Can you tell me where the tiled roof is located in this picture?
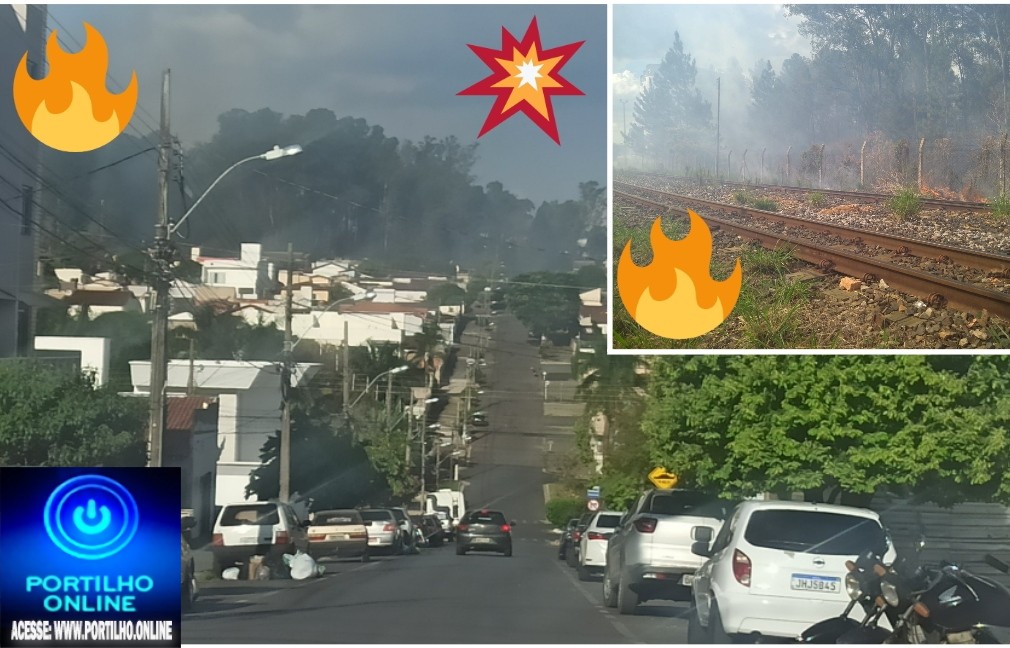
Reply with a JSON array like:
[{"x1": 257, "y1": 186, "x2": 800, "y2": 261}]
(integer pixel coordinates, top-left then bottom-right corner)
[
  {"x1": 339, "y1": 302, "x2": 432, "y2": 315},
  {"x1": 64, "y1": 290, "x2": 134, "y2": 307},
  {"x1": 166, "y1": 397, "x2": 217, "y2": 431}
]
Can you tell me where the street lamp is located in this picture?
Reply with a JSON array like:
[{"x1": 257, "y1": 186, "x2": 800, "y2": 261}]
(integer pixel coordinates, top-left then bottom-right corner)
[
  {"x1": 347, "y1": 364, "x2": 410, "y2": 411},
  {"x1": 169, "y1": 144, "x2": 302, "y2": 236}
]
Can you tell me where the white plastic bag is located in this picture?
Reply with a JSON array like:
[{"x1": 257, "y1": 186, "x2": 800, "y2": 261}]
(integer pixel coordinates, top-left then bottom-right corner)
[
  {"x1": 222, "y1": 567, "x2": 240, "y2": 580},
  {"x1": 289, "y1": 552, "x2": 320, "y2": 580}
]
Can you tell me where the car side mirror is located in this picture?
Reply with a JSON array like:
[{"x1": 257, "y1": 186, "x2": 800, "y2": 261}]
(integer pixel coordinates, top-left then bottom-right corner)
[
  {"x1": 692, "y1": 526, "x2": 714, "y2": 543},
  {"x1": 691, "y1": 541, "x2": 712, "y2": 558}
]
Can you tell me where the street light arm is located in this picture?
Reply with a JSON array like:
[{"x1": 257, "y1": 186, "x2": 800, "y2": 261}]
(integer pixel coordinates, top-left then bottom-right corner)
[{"x1": 169, "y1": 154, "x2": 262, "y2": 236}]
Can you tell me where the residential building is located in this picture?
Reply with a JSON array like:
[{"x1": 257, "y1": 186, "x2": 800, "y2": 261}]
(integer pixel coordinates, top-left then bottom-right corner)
[
  {"x1": 0, "y1": 5, "x2": 46, "y2": 357},
  {"x1": 165, "y1": 396, "x2": 220, "y2": 538},
  {"x1": 65, "y1": 289, "x2": 142, "y2": 320},
  {"x1": 129, "y1": 359, "x2": 321, "y2": 506},
  {"x1": 193, "y1": 243, "x2": 274, "y2": 300},
  {"x1": 33, "y1": 336, "x2": 112, "y2": 386},
  {"x1": 290, "y1": 303, "x2": 431, "y2": 348}
]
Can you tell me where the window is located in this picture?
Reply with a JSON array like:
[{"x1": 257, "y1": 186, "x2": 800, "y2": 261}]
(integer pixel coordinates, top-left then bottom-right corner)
[
  {"x1": 595, "y1": 514, "x2": 623, "y2": 529},
  {"x1": 465, "y1": 510, "x2": 507, "y2": 525},
  {"x1": 207, "y1": 271, "x2": 227, "y2": 284},
  {"x1": 744, "y1": 510, "x2": 889, "y2": 556},
  {"x1": 316, "y1": 511, "x2": 362, "y2": 526},
  {"x1": 20, "y1": 186, "x2": 33, "y2": 235},
  {"x1": 359, "y1": 510, "x2": 393, "y2": 522},
  {"x1": 645, "y1": 490, "x2": 732, "y2": 519},
  {"x1": 219, "y1": 504, "x2": 279, "y2": 527}
]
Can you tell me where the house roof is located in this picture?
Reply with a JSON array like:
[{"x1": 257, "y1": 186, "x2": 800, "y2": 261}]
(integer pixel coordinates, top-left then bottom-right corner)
[
  {"x1": 166, "y1": 397, "x2": 218, "y2": 431},
  {"x1": 339, "y1": 302, "x2": 432, "y2": 315},
  {"x1": 580, "y1": 304, "x2": 608, "y2": 324},
  {"x1": 65, "y1": 290, "x2": 135, "y2": 307}
]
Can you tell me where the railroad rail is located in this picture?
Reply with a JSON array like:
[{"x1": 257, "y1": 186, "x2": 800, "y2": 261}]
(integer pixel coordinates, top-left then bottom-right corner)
[
  {"x1": 615, "y1": 181, "x2": 1010, "y2": 277},
  {"x1": 614, "y1": 189, "x2": 1010, "y2": 321},
  {"x1": 630, "y1": 172, "x2": 993, "y2": 213}
]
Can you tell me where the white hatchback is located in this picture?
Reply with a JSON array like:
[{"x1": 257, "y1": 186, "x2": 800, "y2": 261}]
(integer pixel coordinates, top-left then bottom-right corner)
[
  {"x1": 577, "y1": 510, "x2": 623, "y2": 581},
  {"x1": 688, "y1": 500, "x2": 895, "y2": 643}
]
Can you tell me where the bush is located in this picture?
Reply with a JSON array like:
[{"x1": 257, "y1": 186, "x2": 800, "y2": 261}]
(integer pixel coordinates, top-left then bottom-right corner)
[
  {"x1": 887, "y1": 188, "x2": 922, "y2": 220},
  {"x1": 752, "y1": 198, "x2": 779, "y2": 211},
  {"x1": 991, "y1": 193, "x2": 1010, "y2": 218},
  {"x1": 807, "y1": 192, "x2": 826, "y2": 207},
  {"x1": 545, "y1": 497, "x2": 586, "y2": 527},
  {"x1": 733, "y1": 191, "x2": 750, "y2": 204}
]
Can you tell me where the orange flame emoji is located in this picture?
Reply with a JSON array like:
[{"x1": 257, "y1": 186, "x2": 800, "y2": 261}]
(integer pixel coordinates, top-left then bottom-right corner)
[
  {"x1": 13, "y1": 23, "x2": 137, "y2": 153},
  {"x1": 617, "y1": 211, "x2": 742, "y2": 339}
]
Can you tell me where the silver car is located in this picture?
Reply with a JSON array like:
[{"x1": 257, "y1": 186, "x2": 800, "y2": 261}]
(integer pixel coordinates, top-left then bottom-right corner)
[{"x1": 359, "y1": 508, "x2": 404, "y2": 554}]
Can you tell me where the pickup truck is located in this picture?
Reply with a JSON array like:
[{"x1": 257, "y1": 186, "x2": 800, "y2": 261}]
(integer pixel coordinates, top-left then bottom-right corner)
[{"x1": 603, "y1": 488, "x2": 731, "y2": 614}]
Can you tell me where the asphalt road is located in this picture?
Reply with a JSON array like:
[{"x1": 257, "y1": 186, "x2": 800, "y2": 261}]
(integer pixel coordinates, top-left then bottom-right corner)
[{"x1": 183, "y1": 314, "x2": 691, "y2": 643}]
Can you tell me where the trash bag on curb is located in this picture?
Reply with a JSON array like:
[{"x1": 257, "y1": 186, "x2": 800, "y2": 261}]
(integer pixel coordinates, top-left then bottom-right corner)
[
  {"x1": 289, "y1": 551, "x2": 324, "y2": 580},
  {"x1": 222, "y1": 567, "x2": 240, "y2": 580},
  {"x1": 255, "y1": 565, "x2": 271, "y2": 580}
]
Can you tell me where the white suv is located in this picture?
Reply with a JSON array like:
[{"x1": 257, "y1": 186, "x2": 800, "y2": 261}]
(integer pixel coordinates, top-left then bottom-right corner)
[
  {"x1": 211, "y1": 501, "x2": 310, "y2": 576},
  {"x1": 577, "y1": 510, "x2": 623, "y2": 581},
  {"x1": 688, "y1": 500, "x2": 895, "y2": 643}
]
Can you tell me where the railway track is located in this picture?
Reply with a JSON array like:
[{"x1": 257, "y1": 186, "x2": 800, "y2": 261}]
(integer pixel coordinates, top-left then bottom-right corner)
[{"x1": 614, "y1": 188, "x2": 1010, "y2": 322}]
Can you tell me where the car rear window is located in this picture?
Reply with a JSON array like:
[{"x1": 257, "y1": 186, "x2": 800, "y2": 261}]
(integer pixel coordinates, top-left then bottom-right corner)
[
  {"x1": 595, "y1": 514, "x2": 622, "y2": 528},
  {"x1": 390, "y1": 509, "x2": 407, "y2": 522},
  {"x1": 646, "y1": 491, "x2": 729, "y2": 518},
  {"x1": 465, "y1": 511, "x2": 506, "y2": 525},
  {"x1": 219, "y1": 504, "x2": 279, "y2": 527},
  {"x1": 315, "y1": 511, "x2": 361, "y2": 526},
  {"x1": 744, "y1": 510, "x2": 889, "y2": 556},
  {"x1": 360, "y1": 510, "x2": 392, "y2": 522}
]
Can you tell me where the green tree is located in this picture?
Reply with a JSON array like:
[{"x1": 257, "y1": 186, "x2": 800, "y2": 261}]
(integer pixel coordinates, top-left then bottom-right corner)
[
  {"x1": 505, "y1": 271, "x2": 582, "y2": 337},
  {"x1": 426, "y1": 282, "x2": 466, "y2": 307},
  {"x1": 0, "y1": 362, "x2": 147, "y2": 466},
  {"x1": 642, "y1": 355, "x2": 1010, "y2": 506}
]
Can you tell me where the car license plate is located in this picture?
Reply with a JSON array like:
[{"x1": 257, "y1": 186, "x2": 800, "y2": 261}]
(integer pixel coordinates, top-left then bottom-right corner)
[
  {"x1": 791, "y1": 574, "x2": 840, "y2": 592},
  {"x1": 473, "y1": 537, "x2": 493, "y2": 544},
  {"x1": 368, "y1": 537, "x2": 381, "y2": 545},
  {"x1": 239, "y1": 536, "x2": 259, "y2": 545},
  {"x1": 681, "y1": 574, "x2": 695, "y2": 586}
]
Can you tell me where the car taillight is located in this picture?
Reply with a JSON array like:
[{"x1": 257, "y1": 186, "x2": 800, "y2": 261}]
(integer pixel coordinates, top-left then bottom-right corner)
[
  {"x1": 634, "y1": 517, "x2": 658, "y2": 534},
  {"x1": 457, "y1": 524, "x2": 468, "y2": 532},
  {"x1": 588, "y1": 531, "x2": 607, "y2": 540},
  {"x1": 382, "y1": 523, "x2": 396, "y2": 532},
  {"x1": 212, "y1": 533, "x2": 223, "y2": 547},
  {"x1": 572, "y1": 531, "x2": 582, "y2": 541},
  {"x1": 276, "y1": 531, "x2": 290, "y2": 545},
  {"x1": 733, "y1": 549, "x2": 752, "y2": 587},
  {"x1": 350, "y1": 531, "x2": 367, "y2": 539},
  {"x1": 501, "y1": 524, "x2": 511, "y2": 533},
  {"x1": 309, "y1": 534, "x2": 325, "y2": 541}
]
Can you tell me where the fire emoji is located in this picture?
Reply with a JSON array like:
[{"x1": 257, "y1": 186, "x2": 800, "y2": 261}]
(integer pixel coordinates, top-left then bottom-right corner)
[
  {"x1": 617, "y1": 211, "x2": 742, "y2": 340},
  {"x1": 13, "y1": 23, "x2": 137, "y2": 153}
]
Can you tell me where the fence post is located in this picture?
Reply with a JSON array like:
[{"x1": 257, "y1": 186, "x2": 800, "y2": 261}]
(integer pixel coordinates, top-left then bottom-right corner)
[
  {"x1": 860, "y1": 140, "x2": 867, "y2": 189},
  {"x1": 786, "y1": 146, "x2": 791, "y2": 184},
  {"x1": 727, "y1": 150, "x2": 733, "y2": 181},
  {"x1": 741, "y1": 149, "x2": 749, "y2": 181},
  {"x1": 818, "y1": 144, "x2": 825, "y2": 188},
  {"x1": 1002, "y1": 132, "x2": 1008, "y2": 197},
  {"x1": 918, "y1": 138, "x2": 925, "y2": 192},
  {"x1": 761, "y1": 148, "x2": 766, "y2": 184}
]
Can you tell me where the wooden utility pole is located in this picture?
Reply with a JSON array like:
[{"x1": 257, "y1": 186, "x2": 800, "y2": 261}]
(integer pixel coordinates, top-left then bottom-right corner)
[
  {"x1": 147, "y1": 69, "x2": 173, "y2": 468},
  {"x1": 280, "y1": 243, "x2": 294, "y2": 502},
  {"x1": 715, "y1": 77, "x2": 721, "y2": 178},
  {"x1": 918, "y1": 138, "x2": 926, "y2": 192},
  {"x1": 860, "y1": 141, "x2": 867, "y2": 188}
]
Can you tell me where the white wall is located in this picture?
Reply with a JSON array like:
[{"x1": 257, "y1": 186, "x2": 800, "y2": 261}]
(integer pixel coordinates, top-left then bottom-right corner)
[
  {"x1": 290, "y1": 311, "x2": 425, "y2": 347},
  {"x1": 34, "y1": 336, "x2": 111, "y2": 386}
]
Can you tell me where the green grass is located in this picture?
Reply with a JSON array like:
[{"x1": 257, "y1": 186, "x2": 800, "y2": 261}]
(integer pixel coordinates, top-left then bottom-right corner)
[
  {"x1": 731, "y1": 246, "x2": 815, "y2": 348},
  {"x1": 886, "y1": 188, "x2": 922, "y2": 220},
  {"x1": 991, "y1": 193, "x2": 1010, "y2": 218},
  {"x1": 752, "y1": 198, "x2": 779, "y2": 211},
  {"x1": 807, "y1": 192, "x2": 826, "y2": 207},
  {"x1": 733, "y1": 191, "x2": 751, "y2": 204}
]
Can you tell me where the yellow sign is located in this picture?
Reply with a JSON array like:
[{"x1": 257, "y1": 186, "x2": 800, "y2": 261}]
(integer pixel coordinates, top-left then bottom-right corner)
[{"x1": 648, "y1": 467, "x2": 679, "y2": 490}]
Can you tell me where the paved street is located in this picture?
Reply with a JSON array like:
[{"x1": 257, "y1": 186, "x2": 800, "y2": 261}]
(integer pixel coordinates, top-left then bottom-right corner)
[{"x1": 183, "y1": 314, "x2": 691, "y2": 643}]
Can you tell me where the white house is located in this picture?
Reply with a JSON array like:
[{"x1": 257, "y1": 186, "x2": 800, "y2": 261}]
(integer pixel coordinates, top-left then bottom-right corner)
[
  {"x1": 33, "y1": 336, "x2": 112, "y2": 386},
  {"x1": 290, "y1": 310, "x2": 427, "y2": 348},
  {"x1": 194, "y1": 243, "x2": 273, "y2": 300},
  {"x1": 130, "y1": 359, "x2": 321, "y2": 506},
  {"x1": 310, "y1": 259, "x2": 355, "y2": 280}
]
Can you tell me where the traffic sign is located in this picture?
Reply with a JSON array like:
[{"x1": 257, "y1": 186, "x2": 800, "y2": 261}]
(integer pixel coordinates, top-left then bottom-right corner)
[
  {"x1": 587, "y1": 499, "x2": 600, "y2": 512},
  {"x1": 648, "y1": 467, "x2": 679, "y2": 490},
  {"x1": 587, "y1": 486, "x2": 601, "y2": 499}
]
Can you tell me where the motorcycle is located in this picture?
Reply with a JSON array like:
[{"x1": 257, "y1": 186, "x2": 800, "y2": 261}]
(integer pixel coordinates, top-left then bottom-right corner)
[{"x1": 801, "y1": 549, "x2": 895, "y2": 643}]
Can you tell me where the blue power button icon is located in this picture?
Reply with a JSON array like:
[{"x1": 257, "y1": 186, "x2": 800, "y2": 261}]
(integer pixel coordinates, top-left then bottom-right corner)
[{"x1": 44, "y1": 475, "x2": 139, "y2": 560}]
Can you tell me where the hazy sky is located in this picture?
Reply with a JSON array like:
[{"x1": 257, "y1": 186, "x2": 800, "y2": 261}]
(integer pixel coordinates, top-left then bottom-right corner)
[
  {"x1": 44, "y1": 4, "x2": 606, "y2": 205},
  {"x1": 613, "y1": 4, "x2": 811, "y2": 139}
]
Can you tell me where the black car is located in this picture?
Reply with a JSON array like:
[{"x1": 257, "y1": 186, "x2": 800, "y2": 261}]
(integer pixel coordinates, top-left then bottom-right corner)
[
  {"x1": 557, "y1": 517, "x2": 581, "y2": 560},
  {"x1": 456, "y1": 509, "x2": 513, "y2": 557},
  {"x1": 565, "y1": 512, "x2": 596, "y2": 568}
]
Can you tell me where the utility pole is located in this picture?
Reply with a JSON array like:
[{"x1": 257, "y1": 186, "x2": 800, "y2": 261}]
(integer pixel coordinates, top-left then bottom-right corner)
[
  {"x1": 187, "y1": 337, "x2": 196, "y2": 395},
  {"x1": 385, "y1": 369, "x2": 394, "y2": 418},
  {"x1": 342, "y1": 320, "x2": 350, "y2": 410},
  {"x1": 148, "y1": 69, "x2": 173, "y2": 468},
  {"x1": 715, "y1": 76, "x2": 721, "y2": 179},
  {"x1": 280, "y1": 243, "x2": 293, "y2": 502}
]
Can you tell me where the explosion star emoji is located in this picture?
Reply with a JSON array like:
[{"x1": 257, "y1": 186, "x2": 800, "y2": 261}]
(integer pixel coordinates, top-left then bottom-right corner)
[{"x1": 459, "y1": 17, "x2": 584, "y2": 145}]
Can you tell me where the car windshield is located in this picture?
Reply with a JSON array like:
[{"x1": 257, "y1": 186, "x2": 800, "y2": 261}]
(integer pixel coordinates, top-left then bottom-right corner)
[
  {"x1": 646, "y1": 492, "x2": 730, "y2": 518},
  {"x1": 465, "y1": 511, "x2": 506, "y2": 525},
  {"x1": 745, "y1": 510, "x2": 890, "y2": 556},
  {"x1": 360, "y1": 510, "x2": 392, "y2": 522},
  {"x1": 390, "y1": 509, "x2": 407, "y2": 522},
  {"x1": 595, "y1": 514, "x2": 622, "y2": 528},
  {"x1": 315, "y1": 511, "x2": 361, "y2": 526},
  {"x1": 219, "y1": 505, "x2": 279, "y2": 526}
]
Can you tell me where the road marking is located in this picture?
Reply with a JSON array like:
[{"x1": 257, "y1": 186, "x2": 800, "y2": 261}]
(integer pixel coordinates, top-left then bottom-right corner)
[{"x1": 555, "y1": 560, "x2": 638, "y2": 642}]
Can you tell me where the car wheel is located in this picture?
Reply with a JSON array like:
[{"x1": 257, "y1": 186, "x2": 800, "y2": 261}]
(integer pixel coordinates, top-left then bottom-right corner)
[
  {"x1": 602, "y1": 566, "x2": 619, "y2": 608},
  {"x1": 708, "y1": 603, "x2": 733, "y2": 644},
  {"x1": 503, "y1": 546, "x2": 512, "y2": 557},
  {"x1": 617, "y1": 569, "x2": 639, "y2": 615},
  {"x1": 456, "y1": 544, "x2": 466, "y2": 556},
  {"x1": 687, "y1": 605, "x2": 708, "y2": 644},
  {"x1": 181, "y1": 567, "x2": 195, "y2": 612},
  {"x1": 578, "y1": 563, "x2": 591, "y2": 581}
]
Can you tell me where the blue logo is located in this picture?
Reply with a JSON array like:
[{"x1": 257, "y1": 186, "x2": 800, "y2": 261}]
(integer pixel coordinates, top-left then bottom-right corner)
[{"x1": 43, "y1": 475, "x2": 139, "y2": 560}]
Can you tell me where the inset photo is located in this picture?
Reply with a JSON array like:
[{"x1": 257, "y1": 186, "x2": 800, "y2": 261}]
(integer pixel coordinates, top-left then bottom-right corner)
[{"x1": 613, "y1": 5, "x2": 1010, "y2": 350}]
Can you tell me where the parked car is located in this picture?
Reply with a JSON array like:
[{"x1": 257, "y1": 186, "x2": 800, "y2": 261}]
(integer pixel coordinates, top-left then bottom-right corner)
[
  {"x1": 414, "y1": 515, "x2": 446, "y2": 547},
  {"x1": 359, "y1": 508, "x2": 404, "y2": 555},
  {"x1": 603, "y1": 489, "x2": 731, "y2": 614},
  {"x1": 566, "y1": 512, "x2": 596, "y2": 568},
  {"x1": 558, "y1": 517, "x2": 581, "y2": 560},
  {"x1": 578, "y1": 510, "x2": 624, "y2": 581},
  {"x1": 456, "y1": 509, "x2": 514, "y2": 557},
  {"x1": 389, "y1": 507, "x2": 418, "y2": 553},
  {"x1": 469, "y1": 412, "x2": 489, "y2": 427},
  {"x1": 181, "y1": 517, "x2": 198, "y2": 611},
  {"x1": 211, "y1": 501, "x2": 310, "y2": 576},
  {"x1": 688, "y1": 500, "x2": 896, "y2": 643},
  {"x1": 307, "y1": 509, "x2": 370, "y2": 562},
  {"x1": 433, "y1": 506, "x2": 455, "y2": 539}
]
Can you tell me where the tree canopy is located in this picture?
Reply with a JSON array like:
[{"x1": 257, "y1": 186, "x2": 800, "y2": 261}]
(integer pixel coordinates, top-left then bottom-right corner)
[{"x1": 505, "y1": 271, "x2": 584, "y2": 337}]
